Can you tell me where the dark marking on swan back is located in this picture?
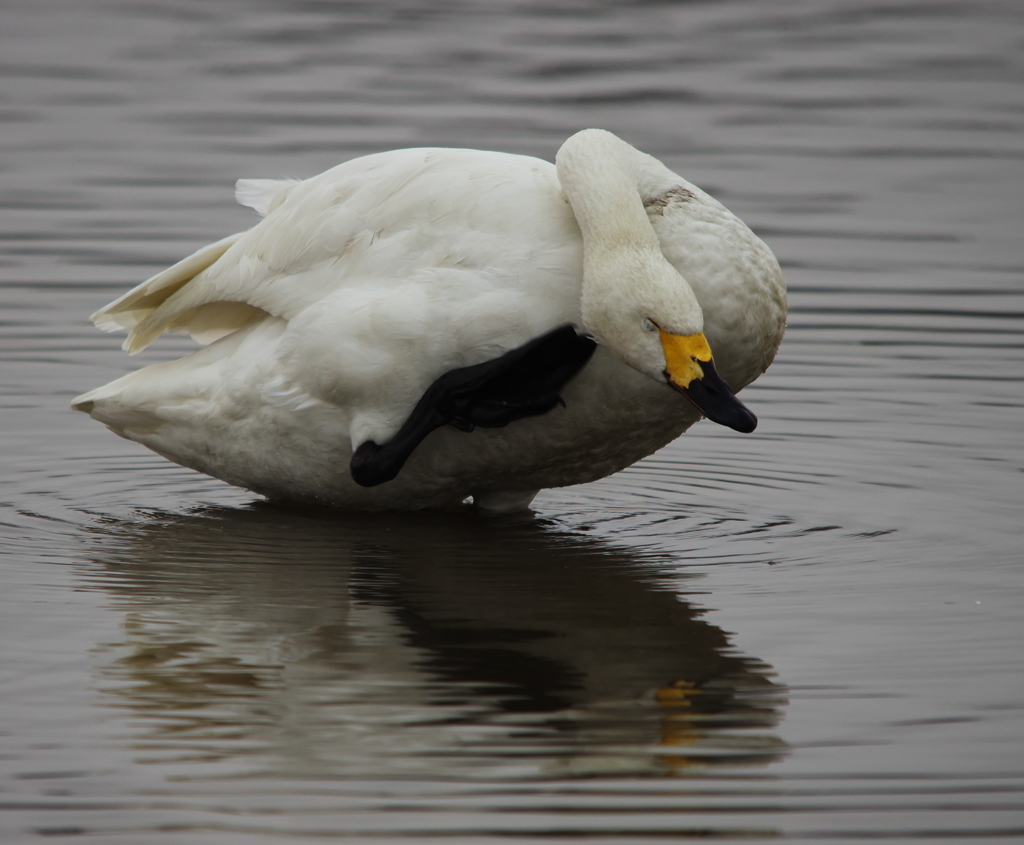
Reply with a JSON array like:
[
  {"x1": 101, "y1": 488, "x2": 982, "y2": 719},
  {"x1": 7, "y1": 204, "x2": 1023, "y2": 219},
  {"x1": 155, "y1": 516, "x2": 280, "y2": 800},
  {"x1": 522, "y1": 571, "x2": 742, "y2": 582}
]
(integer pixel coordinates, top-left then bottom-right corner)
[
  {"x1": 645, "y1": 186, "x2": 696, "y2": 215},
  {"x1": 350, "y1": 325, "x2": 597, "y2": 488}
]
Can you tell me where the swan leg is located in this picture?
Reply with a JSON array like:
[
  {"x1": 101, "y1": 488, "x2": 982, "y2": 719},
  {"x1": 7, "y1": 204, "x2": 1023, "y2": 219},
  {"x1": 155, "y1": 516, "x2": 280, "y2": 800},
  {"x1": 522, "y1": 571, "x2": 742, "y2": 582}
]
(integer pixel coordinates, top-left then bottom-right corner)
[
  {"x1": 472, "y1": 489, "x2": 540, "y2": 514},
  {"x1": 350, "y1": 324, "x2": 596, "y2": 487}
]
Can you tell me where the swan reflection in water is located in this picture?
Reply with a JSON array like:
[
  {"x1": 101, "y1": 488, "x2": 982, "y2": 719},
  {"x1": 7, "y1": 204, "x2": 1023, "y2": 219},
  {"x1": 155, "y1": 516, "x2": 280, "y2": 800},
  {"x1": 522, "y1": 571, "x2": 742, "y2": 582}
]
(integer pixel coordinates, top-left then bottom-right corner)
[{"x1": 82, "y1": 505, "x2": 787, "y2": 778}]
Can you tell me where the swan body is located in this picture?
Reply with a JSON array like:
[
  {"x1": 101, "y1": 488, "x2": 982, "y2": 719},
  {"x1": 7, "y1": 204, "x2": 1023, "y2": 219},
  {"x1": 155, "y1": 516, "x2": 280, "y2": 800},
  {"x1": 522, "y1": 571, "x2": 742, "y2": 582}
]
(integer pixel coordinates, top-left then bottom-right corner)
[{"x1": 73, "y1": 130, "x2": 786, "y2": 511}]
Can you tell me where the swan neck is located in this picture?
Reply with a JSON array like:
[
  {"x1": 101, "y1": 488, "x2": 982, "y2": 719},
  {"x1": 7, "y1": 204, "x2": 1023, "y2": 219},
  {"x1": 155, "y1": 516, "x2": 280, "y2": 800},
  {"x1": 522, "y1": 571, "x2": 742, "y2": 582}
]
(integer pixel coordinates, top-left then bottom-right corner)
[{"x1": 555, "y1": 129, "x2": 664, "y2": 252}]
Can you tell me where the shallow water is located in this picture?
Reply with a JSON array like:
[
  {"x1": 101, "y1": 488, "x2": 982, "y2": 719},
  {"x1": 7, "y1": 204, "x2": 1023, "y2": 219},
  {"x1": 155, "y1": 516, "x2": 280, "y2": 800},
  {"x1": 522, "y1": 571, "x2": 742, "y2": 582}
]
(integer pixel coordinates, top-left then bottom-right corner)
[{"x1": 2, "y1": 0, "x2": 1023, "y2": 841}]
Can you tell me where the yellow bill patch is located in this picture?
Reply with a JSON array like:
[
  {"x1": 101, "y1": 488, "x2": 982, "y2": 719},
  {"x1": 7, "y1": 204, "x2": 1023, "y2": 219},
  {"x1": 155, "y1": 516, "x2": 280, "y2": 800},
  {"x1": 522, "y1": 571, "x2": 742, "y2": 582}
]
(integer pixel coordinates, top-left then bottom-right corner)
[{"x1": 658, "y1": 328, "x2": 713, "y2": 388}]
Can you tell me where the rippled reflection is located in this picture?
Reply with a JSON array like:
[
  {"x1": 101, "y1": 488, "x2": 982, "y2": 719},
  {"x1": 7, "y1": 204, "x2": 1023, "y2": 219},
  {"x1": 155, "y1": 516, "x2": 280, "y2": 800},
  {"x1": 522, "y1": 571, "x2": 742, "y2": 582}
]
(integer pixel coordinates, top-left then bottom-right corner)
[{"x1": 82, "y1": 505, "x2": 786, "y2": 779}]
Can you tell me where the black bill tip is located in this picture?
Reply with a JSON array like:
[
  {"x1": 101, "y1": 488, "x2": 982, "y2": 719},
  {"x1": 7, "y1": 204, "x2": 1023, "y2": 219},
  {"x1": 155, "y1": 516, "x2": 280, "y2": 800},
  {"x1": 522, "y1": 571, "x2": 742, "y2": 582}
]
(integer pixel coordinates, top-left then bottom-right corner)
[{"x1": 671, "y1": 360, "x2": 757, "y2": 434}]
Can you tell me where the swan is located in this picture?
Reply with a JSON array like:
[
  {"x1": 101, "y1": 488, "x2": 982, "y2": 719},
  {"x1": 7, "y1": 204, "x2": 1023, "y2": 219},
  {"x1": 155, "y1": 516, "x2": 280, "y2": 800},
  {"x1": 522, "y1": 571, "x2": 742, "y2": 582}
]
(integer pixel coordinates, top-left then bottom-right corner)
[{"x1": 72, "y1": 129, "x2": 786, "y2": 512}]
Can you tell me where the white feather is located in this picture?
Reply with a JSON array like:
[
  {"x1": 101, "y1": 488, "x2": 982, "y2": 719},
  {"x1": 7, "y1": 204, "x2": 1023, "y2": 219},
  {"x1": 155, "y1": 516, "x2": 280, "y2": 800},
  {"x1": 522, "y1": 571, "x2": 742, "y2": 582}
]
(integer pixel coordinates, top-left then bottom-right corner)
[{"x1": 235, "y1": 178, "x2": 300, "y2": 216}]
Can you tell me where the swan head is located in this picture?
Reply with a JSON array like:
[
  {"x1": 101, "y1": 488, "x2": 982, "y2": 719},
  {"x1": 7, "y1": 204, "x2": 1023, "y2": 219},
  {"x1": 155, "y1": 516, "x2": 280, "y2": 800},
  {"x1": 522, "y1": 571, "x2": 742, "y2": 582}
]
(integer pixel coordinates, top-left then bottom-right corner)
[
  {"x1": 557, "y1": 128, "x2": 757, "y2": 432},
  {"x1": 558, "y1": 129, "x2": 756, "y2": 432},
  {"x1": 581, "y1": 245, "x2": 757, "y2": 434}
]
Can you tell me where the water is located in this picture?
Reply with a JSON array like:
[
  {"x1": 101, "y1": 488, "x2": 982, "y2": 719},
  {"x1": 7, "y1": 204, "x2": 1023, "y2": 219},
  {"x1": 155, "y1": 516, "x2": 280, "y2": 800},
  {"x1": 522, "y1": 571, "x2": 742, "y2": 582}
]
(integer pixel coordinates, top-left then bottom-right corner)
[{"x1": 2, "y1": 0, "x2": 1023, "y2": 841}]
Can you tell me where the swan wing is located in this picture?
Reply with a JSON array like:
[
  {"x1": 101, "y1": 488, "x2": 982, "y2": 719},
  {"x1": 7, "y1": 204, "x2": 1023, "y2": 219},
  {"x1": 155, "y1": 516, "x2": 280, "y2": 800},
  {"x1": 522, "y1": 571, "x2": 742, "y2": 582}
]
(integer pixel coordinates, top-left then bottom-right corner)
[
  {"x1": 92, "y1": 149, "x2": 578, "y2": 355},
  {"x1": 90, "y1": 231, "x2": 245, "y2": 337}
]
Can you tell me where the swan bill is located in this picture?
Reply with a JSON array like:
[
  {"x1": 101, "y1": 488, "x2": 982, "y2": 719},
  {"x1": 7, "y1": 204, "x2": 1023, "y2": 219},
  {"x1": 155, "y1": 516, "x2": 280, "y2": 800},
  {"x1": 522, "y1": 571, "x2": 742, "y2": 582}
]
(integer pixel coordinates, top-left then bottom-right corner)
[
  {"x1": 658, "y1": 328, "x2": 713, "y2": 389},
  {"x1": 670, "y1": 358, "x2": 757, "y2": 433},
  {"x1": 659, "y1": 329, "x2": 757, "y2": 434}
]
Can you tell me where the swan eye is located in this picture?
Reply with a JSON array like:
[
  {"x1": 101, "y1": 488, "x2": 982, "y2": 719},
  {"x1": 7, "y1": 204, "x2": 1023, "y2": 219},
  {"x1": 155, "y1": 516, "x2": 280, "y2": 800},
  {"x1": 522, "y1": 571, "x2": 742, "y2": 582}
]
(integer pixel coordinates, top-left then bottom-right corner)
[{"x1": 641, "y1": 318, "x2": 657, "y2": 333}]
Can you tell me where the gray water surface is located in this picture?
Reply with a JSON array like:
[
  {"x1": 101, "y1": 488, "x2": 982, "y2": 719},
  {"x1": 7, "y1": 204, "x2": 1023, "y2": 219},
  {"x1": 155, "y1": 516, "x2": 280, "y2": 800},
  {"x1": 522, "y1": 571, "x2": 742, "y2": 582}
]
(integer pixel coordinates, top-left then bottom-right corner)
[{"x1": 2, "y1": 0, "x2": 1023, "y2": 842}]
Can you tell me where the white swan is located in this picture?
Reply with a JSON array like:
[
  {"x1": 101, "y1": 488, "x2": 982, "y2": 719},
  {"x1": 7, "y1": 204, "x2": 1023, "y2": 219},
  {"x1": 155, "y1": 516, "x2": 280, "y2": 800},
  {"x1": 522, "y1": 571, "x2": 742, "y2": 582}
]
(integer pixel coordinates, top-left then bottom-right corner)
[{"x1": 72, "y1": 129, "x2": 786, "y2": 512}]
